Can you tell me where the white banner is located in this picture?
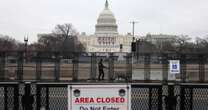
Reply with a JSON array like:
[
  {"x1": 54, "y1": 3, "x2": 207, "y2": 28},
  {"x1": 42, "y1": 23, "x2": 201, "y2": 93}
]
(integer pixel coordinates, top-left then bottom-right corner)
[
  {"x1": 169, "y1": 60, "x2": 180, "y2": 74},
  {"x1": 68, "y1": 85, "x2": 131, "y2": 110}
]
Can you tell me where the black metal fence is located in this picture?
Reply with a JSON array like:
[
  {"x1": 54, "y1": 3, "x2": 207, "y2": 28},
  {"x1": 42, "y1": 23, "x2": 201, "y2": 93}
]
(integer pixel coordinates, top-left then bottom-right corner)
[
  {"x1": 0, "y1": 51, "x2": 208, "y2": 82},
  {"x1": 1, "y1": 82, "x2": 208, "y2": 110},
  {"x1": 1, "y1": 51, "x2": 208, "y2": 110}
]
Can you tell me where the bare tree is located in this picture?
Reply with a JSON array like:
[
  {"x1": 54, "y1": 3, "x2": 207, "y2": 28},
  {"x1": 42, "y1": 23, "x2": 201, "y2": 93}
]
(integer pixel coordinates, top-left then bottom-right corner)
[
  {"x1": 0, "y1": 34, "x2": 21, "y2": 51},
  {"x1": 34, "y1": 23, "x2": 85, "y2": 52},
  {"x1": 53, "y1": 23, "x2": 77, "y2": 38},
  {"x1": 36, "y1": 34, "x2": 62, "y2": 51},
  {"x1": 195, "y1": 37, "x2": 208, "y2": 53},
  {"x1": 175, "y1": 35, "x2": 193, "y2": 53},
  {"x1": 53, "y1": 23, "x2": 85, "y2": 52}
]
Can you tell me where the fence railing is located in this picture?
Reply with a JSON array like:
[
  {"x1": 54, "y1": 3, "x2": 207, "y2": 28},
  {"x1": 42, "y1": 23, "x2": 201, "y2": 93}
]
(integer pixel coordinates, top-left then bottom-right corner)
[
  {"x1": 1, "y1": 82, "x2": 208, "y2": 110},
  {"x1": 0, "y1": 51, "x2": 208, "y2": 82}
]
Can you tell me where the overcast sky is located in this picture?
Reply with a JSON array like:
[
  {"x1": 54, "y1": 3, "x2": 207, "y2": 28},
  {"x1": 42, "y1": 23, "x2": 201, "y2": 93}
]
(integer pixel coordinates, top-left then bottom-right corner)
[{"x1": 0, "y1": 0, "x2": 208, "y2": 43}]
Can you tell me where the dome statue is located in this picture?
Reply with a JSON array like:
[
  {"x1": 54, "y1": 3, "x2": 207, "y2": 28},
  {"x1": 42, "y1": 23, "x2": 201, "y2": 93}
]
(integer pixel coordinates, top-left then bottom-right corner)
[{"x1": 95, "y1": 0, "x2": 118, "y2": 35}]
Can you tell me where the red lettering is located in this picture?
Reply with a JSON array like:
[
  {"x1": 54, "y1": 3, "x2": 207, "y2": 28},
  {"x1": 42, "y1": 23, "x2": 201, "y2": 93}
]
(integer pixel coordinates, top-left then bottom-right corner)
[
  {"x1": 74, "y1": 97, "x2": 95, "y2": 103},
  {"x1": 120, "y1": 97, "x2": 125, "y2": 103},
  {"x1": 111, "y1": 97, "x2": 115, "y2": 103},
  {"x1": 105, "y1": 97, "x2": 110, "y2": 103},
  {"x1": 115, "y1": 97, "x2": 119, "y2": 103},
  {"x1": 75, "y1": 97, "x2": 125, "y2": 104},
  {"x1": 96, "y1": 97, "x2": 125, "y2": 103},
  {"x1": 89, "y1": 98, "x2": 94, "y2": 103},
  {"x1": 97, "y1": 98, "x2": 101, "y2": 103},
  {"x1": 80, "y1": 98, "x2": 84, "y2": 103},
  {"x1": 75, "y1": 98, "x2": 79, "y2": 103}
]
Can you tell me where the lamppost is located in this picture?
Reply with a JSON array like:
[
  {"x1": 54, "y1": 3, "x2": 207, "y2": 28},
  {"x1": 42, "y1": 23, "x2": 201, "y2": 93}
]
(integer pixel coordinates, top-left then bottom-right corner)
[
  {"x1": 24, "y1": 36, "x2": 28, "y2": 63},
  {"x1": 130, "y1": 21, "x2": 138, "y2": 53},
  {"x1": 129, "y1": 21, "x2": 138, "y2": 42},
  {"x1": 130, "y1": 21, "x2": 138, "y2": 81}
]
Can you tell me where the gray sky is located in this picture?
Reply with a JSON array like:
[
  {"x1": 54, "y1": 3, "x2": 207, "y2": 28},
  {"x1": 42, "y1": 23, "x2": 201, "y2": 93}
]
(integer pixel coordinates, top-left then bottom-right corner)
[{"x1": 0, "y1": 0, "x2": 208, "y2": 43}]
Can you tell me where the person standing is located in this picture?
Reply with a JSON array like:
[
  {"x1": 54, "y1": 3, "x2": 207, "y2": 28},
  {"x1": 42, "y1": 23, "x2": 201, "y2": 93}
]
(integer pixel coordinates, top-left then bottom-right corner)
[{"x1": 98, "y1": 59, "x2": 107, "y2": 80}]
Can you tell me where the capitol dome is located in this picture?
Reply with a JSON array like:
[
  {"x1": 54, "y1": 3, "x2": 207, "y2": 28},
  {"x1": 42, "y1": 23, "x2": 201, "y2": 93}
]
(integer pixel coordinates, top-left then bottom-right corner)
[{"x1": 95, "y1": 0, "x2": 118, "y2": 35}]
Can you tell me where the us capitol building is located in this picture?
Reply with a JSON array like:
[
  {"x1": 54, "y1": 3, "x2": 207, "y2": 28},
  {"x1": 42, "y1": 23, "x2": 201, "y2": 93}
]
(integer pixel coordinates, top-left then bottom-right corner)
[{"x1": 78, "y1": 0, "x2": 134, "y2": 53}]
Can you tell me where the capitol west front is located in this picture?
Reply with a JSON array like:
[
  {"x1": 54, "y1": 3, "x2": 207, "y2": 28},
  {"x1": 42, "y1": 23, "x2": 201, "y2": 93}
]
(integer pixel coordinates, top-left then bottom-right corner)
[{"x1": 78, "y1": 0, "x2": 133, "y2": 53}]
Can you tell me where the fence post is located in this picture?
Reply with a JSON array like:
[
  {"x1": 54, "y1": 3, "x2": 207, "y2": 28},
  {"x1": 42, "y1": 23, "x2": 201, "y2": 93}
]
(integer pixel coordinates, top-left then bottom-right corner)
[
  {"x1": 180, "y1": 85, "x2": 185, "y2": 110},
  {"x1": 90, "y1": 53, "x2": 97, "y2": 80},
  {"x1": 162, "y1": 54, "x2": 168, "y2": 82},
  {"x1": 37, "y1": 85, "x2": 41, "y2": 110},
  {"x1": 46, "y1": 87, "x2": 49, "y2": 110},
  {"x1": 14, "y1": 85, "x2": 19, "y2": 110},
  {"x1": 72, "y1": 53, "x2": 79, "y2": 81},
  {"x1": 17, "y1": 52, "x2": 24, "y2": 81},
  {"x1": 108, "y1": 53, "x2": 114, "y2": 80},
  {"x1": 149, "y1": 87, "x2": 152, "y2": 109},
  {"x1": 126, "y1": 53, "x2": 132, "y2": 81},
  {"x1": 168, "y1": 85, "x2": 175, "y2": 110},
  {"x1": 180, "y1": 54, "x2": 186, "y2": 82},
  {"x1": 54, "y1": 52, "x2": 60, "y2": 81},
  {"x1": 144, "y1": 54, "x2": 151, "y2": 81},
  {"x1": 0, "y1": 52, "x2": 5, "y2": 80},
  {"x1": 36, "y1": 52, "x2": 42, "y2": 80},
  {"x1": 158, "y1": 86, "x2": 163, "y2": 110},
  {"x1": 199, "y1": 54, "x2": 205, "y2": 82},
  {"x1": 4, "y1": 86, "x2": 8, "y2": 110}
]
